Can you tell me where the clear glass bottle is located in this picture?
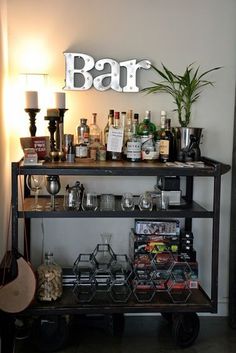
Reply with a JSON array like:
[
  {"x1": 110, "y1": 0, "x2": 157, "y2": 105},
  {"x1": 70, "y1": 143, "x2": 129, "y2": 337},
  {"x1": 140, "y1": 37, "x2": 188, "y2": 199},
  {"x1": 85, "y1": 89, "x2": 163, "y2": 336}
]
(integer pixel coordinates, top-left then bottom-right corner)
[
  {"x1": 159, "y1": 116, "x2": 174, "y2": 163},
  {"x1": 89, "y1": 113, "x2": 101, "y2": 144},
  {"x1": 110, "y1": 112, "x2": 123, "y2": 161},
  {"x1": 137, "y1": 110, "x2": 156, "y2": 145},
  {"x1": 37, "y1": 251, "x2": 62, "y2": 302},
  {"x1": 127, "y1": 113, "x2": 141, "y2": 162},
  {"x1": 104, "y1": 109, "x2": 114, "y2": 147},
  {"x1": 77, "y1": 118, "x2": 90, "y2": 145}
]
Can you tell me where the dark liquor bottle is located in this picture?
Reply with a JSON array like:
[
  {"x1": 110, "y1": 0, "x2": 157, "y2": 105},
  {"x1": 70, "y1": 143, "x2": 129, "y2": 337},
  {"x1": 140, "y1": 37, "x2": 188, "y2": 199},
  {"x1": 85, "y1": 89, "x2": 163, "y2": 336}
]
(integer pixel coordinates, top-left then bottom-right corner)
[
  {"x1": 159, "y1": 117, "x2": 174, "y2": 163},
  {"x1": 104, "y1": 110, "x2": 114, "y2": 160}
]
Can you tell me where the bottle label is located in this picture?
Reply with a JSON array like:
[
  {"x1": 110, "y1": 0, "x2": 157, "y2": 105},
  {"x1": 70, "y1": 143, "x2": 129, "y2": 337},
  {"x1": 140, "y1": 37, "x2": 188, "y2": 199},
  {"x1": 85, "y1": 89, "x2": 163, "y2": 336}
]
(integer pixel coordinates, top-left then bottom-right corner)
[
  {"x1": 127, "y1": 141, "x2": 141, "y2": 159},
  {"x1": 159, "y1": 140, "x2": 169, "y2": 155},
  {"x1": 142, "y1": 150, "x2": 159, "y2": 160},
  {"x1": 107, "y1": 127, "x2": 124, "y2": 153},
  {"x1": 75, "y1": 144, "x2": 88, "y2": 158},
  {"x1": 82, "y1": 132, "x2": 89, "y2": 143}
]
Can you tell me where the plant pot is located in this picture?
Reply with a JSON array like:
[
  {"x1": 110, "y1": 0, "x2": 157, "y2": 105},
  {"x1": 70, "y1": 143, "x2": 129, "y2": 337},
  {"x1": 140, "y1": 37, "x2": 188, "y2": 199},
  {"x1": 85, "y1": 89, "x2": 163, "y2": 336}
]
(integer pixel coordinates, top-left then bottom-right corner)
[{"x1": 173, "y1": 127, "x2": 203, "y2": 162}]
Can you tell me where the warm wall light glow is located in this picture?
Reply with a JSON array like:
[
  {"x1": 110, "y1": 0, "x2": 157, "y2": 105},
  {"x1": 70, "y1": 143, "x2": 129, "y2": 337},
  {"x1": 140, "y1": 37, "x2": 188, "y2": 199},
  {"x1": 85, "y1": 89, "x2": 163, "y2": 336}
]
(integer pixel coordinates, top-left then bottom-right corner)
[{"x1": 17, "y1": 39, "x2": 51, "y2": 73}]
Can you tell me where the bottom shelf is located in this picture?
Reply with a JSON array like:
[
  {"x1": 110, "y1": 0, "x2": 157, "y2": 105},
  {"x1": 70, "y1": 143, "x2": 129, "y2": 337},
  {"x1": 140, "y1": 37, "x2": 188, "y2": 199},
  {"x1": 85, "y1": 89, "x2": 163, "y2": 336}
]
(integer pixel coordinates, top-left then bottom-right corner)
[{"x1": 22, "y1": 286, "x2": 213, "y2": 316}]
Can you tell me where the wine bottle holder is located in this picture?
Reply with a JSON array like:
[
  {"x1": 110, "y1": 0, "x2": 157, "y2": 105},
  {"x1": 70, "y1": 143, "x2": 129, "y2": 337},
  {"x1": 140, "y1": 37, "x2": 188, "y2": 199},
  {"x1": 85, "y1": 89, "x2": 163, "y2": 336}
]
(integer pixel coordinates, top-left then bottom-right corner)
[{"x1": 72, "y1": 246, "x2": 194, "y2": 304}]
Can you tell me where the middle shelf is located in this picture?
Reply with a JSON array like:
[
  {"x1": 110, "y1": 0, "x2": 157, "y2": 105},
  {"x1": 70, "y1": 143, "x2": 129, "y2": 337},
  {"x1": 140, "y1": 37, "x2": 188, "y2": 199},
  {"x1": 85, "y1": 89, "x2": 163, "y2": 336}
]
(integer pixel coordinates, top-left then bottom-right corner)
[{"x1": 19, "y1": 196, "x2": 213, "y2": 219}]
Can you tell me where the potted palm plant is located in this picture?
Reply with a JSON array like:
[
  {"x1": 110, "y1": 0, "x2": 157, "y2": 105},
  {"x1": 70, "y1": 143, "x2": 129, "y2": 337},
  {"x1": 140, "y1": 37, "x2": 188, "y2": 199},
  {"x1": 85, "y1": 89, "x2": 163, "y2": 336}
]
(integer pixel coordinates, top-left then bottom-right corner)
[{"x1": 142, "y1": 63, "x2": 221, "y2": 158}]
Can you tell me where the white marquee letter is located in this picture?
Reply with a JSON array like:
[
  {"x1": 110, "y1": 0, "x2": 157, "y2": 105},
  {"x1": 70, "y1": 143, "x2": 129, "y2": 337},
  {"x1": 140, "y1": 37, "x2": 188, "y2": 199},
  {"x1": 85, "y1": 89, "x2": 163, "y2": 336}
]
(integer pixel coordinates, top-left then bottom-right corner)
[
  {"x1": 94, "y1": 58, "x2": 122, "y2": 92},
  {"x1": 64, "y1": 52, "x2": 95, "y2": 90},
  {"x1": 121, "y1": 59, "x2": 151, "y2": 92}
]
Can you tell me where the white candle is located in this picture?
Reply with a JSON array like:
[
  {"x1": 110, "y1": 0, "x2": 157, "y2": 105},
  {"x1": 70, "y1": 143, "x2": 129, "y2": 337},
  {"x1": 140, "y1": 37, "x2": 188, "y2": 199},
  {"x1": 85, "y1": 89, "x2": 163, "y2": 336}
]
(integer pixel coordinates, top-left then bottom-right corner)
[
  {"x1": 25, "y1": 91, "x2": 38, "y2": 109},
  {"x1": 47, "y1": 108, "x2": 59, "y2": 117},
  {"x1": 54, "y1": 92, "x2": 66, "y2": 109}
]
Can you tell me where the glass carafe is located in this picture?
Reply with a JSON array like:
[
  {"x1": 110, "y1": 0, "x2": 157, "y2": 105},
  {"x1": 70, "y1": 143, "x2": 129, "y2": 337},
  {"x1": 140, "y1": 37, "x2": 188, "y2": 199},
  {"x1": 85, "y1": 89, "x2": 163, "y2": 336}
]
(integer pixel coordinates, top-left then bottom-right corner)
[{"x1": 37, "y1": 251, "x2": 62, "y2": 302}]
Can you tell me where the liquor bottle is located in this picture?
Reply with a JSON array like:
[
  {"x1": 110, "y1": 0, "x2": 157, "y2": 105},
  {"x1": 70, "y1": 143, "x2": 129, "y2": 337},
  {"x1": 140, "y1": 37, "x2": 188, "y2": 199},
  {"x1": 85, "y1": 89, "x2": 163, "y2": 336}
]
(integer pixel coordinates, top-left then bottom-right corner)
[
  {"x1": 155, "y1": 110, "x2": 166, "y2": 159},
  {"x1": 77, "y1": 118, "x2": 90, "y2": 145},
  {"x1": 159, "y1": 116, "x2": 174, "y2": 163},
  {"x1": 126, "y1": 113, "x2": 141, "y2": 162},
  {"x1": 123, "y1": 111, "x2": 133, "y2": 157},
  {"x1": 137, "y1": 110, "x2": 156, "y2": 144},
  {"x1": 110, "y1": 112, "x2": 123, "y2": 161},
  {"x1": 104, "y1": 109, "x2": 114, "y2": 146},
  {"x1": 89, "y1": 113, "x2": 101, "y2": 144}
]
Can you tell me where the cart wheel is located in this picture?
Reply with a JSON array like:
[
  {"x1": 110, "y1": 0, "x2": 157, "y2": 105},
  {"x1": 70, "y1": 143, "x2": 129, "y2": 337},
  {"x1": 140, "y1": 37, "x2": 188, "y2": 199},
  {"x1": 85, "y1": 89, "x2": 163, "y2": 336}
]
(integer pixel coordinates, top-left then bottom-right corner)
[
  {"x1": 107, "y1": 313, "x2": 125, "y2": 336},
  {"x1": 172, "y1": 313, "x2": 200, "y2": 348},
  {"x1": 32, "y1": 315, "x2": 69, "y2": 352},
  {"x1": 161, "y1": 312, "x2": 173, "y2": 323}
]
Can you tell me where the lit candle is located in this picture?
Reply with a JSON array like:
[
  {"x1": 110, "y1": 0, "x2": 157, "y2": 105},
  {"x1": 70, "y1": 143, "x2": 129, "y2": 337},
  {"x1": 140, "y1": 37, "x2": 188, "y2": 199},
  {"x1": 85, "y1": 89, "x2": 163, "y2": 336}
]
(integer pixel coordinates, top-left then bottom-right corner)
[
  {"x1": 25, "y1": 91, "x2": 38, "y2": 109},
  {"x1": 54, "y1": 92, "x2": 66, "y2": 109}
]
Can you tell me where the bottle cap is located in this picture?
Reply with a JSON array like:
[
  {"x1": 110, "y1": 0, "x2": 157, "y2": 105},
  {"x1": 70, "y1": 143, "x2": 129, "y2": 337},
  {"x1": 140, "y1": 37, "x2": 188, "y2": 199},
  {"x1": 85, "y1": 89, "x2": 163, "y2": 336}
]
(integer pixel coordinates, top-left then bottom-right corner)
[{"x1": 161, "y1": 110, "x2": 166, "y2": 116}]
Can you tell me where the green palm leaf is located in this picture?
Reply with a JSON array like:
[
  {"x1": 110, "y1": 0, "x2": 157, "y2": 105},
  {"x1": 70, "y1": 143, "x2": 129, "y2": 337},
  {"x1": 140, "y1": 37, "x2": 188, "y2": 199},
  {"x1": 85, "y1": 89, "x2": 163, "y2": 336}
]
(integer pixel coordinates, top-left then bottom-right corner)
[{"x1": 142, "y1": 63, "x2": 221, "y2": 127}]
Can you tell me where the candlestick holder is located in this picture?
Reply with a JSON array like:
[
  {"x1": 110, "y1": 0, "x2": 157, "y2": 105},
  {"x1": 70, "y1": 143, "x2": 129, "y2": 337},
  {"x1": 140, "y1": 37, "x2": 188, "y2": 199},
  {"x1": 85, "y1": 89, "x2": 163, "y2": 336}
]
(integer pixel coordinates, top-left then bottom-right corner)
[
  {"x1": 45, "y1": 115, "x2": 60, "y2": 152},
  {"x1": 25, "y1": 108, "x2": 40, "y2": 137},
  {"x1": 56, "y1": 109, "x2": 68, "y2": 151}
]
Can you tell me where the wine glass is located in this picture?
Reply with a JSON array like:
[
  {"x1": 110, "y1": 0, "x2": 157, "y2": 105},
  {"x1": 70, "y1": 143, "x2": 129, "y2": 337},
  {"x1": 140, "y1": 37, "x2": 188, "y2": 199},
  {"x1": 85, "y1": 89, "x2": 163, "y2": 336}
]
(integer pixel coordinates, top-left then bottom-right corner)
[
  {"x1": 138, "y1": 192, "x2": 153, "y2": 211},
  {"x1": 121, "y1": 192, "x2": 135, "y2": 211},
  {"x1": 26, "y1": 175, "x2": 44, "y2": 211},
  {"x1": 45, "y1": 175, "x2": 61, "y2": 211}
]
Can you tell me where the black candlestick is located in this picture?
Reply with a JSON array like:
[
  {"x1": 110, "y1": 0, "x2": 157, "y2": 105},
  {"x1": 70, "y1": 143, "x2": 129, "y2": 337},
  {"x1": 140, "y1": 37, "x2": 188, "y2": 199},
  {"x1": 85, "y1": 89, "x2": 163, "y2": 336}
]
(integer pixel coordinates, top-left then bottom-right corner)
[
  {"x1": 45, "y1": 115, "x2": 60, "y2": 151},
  {"x1": 25, "y1": 108, "x2": 40, "y2": 137}
]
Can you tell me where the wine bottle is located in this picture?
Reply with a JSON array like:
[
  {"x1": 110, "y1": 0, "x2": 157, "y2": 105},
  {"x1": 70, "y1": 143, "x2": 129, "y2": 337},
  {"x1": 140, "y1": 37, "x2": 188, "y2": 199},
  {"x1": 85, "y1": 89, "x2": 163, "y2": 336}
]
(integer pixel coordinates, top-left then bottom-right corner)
[{"x1": 159, "y1": 116, "x2": 174, "y2": 163}]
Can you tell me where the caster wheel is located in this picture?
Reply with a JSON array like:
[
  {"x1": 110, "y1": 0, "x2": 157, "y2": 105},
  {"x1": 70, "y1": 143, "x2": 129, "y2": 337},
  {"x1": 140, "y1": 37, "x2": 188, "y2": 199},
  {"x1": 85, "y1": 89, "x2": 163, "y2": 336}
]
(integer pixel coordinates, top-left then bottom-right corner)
[
  {"x1": 32, "y1": 315, "x2": 69, "y2": 352},
  {"x1": 107, "y1": 314, "x2": 125, "y2": 336},
  {"x1": 172, "y1": 313, "x2": 200, "y2": 348}
]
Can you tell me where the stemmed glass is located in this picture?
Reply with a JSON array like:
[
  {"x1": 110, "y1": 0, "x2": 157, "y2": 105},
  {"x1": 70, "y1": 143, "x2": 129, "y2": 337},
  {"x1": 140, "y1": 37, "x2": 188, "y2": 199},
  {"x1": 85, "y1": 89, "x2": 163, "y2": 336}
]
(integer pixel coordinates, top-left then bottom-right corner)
[
  {"x1": 26, "y1": 175, "x2": 44, "y2": 211},
  {"x1": 138, "y1": 192, "x2": 153, "y2": 211},
  {"x1": 121, "y1": 193, "x2": 135, "y2": 211},
  {"x1": 45, "y1": 175, "x2": 61, "y2": 211}
]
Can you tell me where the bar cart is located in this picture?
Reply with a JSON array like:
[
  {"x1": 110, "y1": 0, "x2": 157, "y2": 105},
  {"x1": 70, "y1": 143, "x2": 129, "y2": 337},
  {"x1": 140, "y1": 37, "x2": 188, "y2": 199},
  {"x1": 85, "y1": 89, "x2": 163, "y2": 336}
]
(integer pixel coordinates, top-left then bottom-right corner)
[{"x1": 6, "y1": 157, "x2": 230, "y2": 351}]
